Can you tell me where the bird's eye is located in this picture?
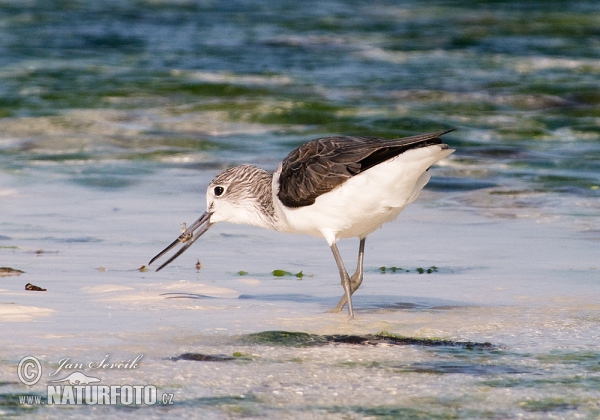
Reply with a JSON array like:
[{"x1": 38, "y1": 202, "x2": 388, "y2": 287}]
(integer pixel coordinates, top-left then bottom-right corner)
[{"x1": 214, "y1": 186, "x2": 224, "y2": 196}]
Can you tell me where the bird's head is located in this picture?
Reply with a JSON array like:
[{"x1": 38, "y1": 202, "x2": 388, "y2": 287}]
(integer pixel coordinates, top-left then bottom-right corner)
[
  {"x1": 205, "y1": 164, "x2": 273, "y2": 225},
  {"x1": 148, "y1": 165, "x2": 274, "y2": 271}
]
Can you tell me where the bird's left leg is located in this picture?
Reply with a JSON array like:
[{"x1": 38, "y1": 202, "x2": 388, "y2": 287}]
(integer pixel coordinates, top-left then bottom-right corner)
[
  {"x1": 331, "y1": 238, "x2": 365, "y2": 312},
  {"x1": 329, "y1": 243, "x2": 354, "y2": 318}
]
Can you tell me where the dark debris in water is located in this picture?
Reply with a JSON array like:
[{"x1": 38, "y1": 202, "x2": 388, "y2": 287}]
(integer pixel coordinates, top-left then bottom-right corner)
[
  {"x1": 379, "y1": 265, "x2": 439, "y2": 274},
  {"x1": 0, "y1": 267, "x2": 24, "y2": 277},
  {"x1": 171, "y1": 353, "x2": 236, "y2": 362},
  {"x1": 241, "y1": 331, "x2": 495, "y2": 350},
  {"x1": 25, "y1": 283, "x2": 46, "y2": 291},
  {"x1": 170, "y1": 332, "x2": 495, "y2": 365},
  {"x1": 171, "y1": 351, "x2": 257, "y2": 363},
  {"x1": 241, "y1": 331, "x2": 327, "y2": 346},
  {"x1": 329, "y1": 334, "x2": 494, "y2": 350}
]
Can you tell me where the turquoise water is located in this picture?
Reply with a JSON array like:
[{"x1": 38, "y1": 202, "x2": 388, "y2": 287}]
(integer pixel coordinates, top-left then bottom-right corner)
[
  {"x1": 1, "y1": 0, "x2": 599, "y2": 200},
  {"x1": 1, "y1": 1, "x2": 599, "y2": 418}
]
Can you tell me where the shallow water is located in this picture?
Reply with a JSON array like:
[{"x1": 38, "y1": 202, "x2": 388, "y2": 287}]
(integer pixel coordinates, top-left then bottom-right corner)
[{"x1": 1, "y1": 0, "x2": 599, "y2": 418}]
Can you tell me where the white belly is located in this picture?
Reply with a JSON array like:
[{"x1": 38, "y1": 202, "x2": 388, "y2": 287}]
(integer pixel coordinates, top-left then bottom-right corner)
[{"x1": 274, "y1": 145, "x2": 453, "y2": 245}]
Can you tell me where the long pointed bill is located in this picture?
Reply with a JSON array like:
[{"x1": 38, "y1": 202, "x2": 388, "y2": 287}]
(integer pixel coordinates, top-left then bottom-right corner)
[{"x1": 148, "y1": 211, "x2": 213, "y2": 272}]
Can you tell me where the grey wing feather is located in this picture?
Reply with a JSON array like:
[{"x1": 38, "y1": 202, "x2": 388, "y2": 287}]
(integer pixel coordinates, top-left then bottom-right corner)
[{"x1": 277, "y1": 130, "x2": 453, "y2": 208}]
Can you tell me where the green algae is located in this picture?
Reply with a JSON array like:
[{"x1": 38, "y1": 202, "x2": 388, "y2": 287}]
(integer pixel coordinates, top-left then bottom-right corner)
[{"x1": 240, "y1": 331, "x2": 494, "y2": 349}]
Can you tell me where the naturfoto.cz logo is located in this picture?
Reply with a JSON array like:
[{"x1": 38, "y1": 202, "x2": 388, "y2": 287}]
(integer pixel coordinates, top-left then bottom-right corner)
[{"x1": 17, "y1": 355, "x2": 174, "y2": 406}]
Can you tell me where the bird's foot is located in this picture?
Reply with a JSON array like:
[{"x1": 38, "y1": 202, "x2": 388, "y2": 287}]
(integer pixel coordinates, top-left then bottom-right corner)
[{"x1": 330, "y1": 271, "x2": 363, "y2": 313}]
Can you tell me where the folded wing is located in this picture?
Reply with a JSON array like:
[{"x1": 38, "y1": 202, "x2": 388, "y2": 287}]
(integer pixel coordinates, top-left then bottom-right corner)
[{"x1": 277, "y1": 130, "x2": 453, "y2": 208}]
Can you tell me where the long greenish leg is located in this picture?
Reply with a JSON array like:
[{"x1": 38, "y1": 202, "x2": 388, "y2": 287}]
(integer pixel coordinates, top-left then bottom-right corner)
[
  {"x1": 329, "y1": 242, "x2": 354, "y2": 318},
  {"x1": 331, "y1": 238, "x2": 365, "y2": 313}
]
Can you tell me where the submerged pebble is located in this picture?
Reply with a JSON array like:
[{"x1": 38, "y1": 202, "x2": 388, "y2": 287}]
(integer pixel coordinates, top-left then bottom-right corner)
[
  {"x1": 0, "y1": 267, "x2": 24, "y2": 277},
  {"x1": 25, "y1": 283, "x2": 46, "y2": 291}
]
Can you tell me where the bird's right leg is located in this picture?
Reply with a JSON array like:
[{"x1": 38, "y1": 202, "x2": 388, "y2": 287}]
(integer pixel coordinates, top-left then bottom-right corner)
[
  {"x1": 329, "y1": 243, "x2": 354, "y2": 318},
  {"x1": 331, "y1": 238, "x2": 365, "y2": 312}
]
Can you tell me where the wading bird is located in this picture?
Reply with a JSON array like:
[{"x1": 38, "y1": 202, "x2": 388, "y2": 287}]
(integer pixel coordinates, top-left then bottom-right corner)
[{"x1": 149, "y1": 130, "x2": 454, "y2": 318}]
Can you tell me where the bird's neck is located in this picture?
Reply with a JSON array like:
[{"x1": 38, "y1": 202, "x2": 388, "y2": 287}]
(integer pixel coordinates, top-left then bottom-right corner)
[
  {"x1": 233, "y1": 168, "x2": 279, "y2": 231},
  {"x1": 252, "y1": 177, "x2": 279, "y2": 230}
]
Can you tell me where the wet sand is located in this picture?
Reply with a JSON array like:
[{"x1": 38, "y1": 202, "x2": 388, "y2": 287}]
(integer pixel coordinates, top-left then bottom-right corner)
[{"x1": 1, "y1": 172, "x2": 598, "y2": 418}]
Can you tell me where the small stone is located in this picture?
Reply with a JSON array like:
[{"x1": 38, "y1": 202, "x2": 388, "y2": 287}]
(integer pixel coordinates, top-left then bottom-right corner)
[
  {"x1": 0, "y1": 267, "x2": 24, "y2": 277},
  {"x1": 25, "y1": 283, "x2": 46, "y2": 291}
]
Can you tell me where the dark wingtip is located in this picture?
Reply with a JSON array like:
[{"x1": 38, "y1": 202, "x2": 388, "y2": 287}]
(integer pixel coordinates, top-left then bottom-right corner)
[
  {"x1": 439, "y1": 128, "x2": 456, "y2": 136},
  {"x1": 424, "y1": 129, "x2": 455, "y2": 146},
  {"x1": 426, "y1": 129, "x2": 455, "y2": 140}
]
